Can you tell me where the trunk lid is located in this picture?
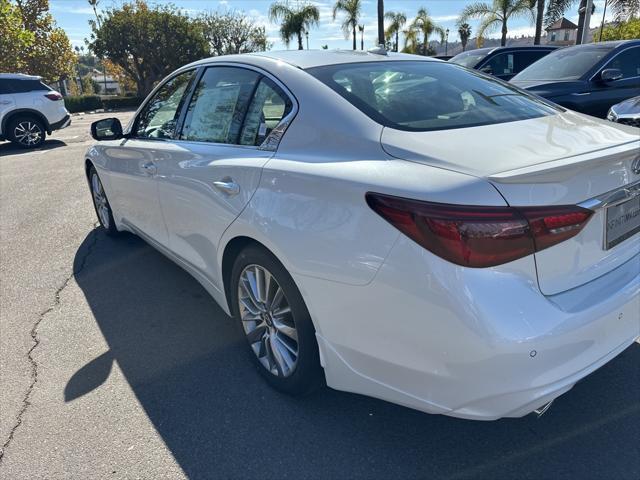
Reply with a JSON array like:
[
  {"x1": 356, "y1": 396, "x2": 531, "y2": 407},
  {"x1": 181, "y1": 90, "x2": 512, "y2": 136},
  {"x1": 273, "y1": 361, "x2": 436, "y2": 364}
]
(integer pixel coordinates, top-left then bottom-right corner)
[{"x1": 381, "y1": 111, "x2": 640, "y2": 295}]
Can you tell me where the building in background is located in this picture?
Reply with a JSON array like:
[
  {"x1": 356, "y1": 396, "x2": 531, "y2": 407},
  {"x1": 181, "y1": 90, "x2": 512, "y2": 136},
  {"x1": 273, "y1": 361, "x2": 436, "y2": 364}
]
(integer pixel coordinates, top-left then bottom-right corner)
[
  {"x1": 90, "y1": 69, "x2": 121, "y2": 95},
  {"x1": 546, "y1": 17, "x2": 579, "y2": 46}
]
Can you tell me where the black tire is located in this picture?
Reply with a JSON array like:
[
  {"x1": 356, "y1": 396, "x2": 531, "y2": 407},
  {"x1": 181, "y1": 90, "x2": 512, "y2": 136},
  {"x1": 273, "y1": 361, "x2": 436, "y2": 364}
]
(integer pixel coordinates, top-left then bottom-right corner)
[
  {"x1": 230, "y1": 244, "x2": 324, "y2": 395},
  {"x1": 8, "y1": 116, "x2": 46, "y2": 149},
  {"x1": 88, "y1": 165, "x2": 119, "y2": 236}
]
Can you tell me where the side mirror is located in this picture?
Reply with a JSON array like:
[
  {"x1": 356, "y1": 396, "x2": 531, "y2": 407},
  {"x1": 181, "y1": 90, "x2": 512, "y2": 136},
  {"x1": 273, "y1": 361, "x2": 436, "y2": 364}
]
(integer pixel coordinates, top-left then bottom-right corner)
[
  {"x1": 479, "y1": 65, "x2": 493, "y2": 75},
  {"x1": 600, "y1": 68, "x2": 623, "y2": 83},
  {"x1": 91, "y1": 118, "x2": 123, "y2": 141}
]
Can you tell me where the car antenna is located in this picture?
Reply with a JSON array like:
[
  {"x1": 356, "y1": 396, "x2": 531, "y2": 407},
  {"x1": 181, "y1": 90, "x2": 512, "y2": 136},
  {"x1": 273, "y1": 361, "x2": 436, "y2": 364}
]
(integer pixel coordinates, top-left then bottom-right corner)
[{"x1": 368, "y1": 44, "x2": 388, "y2": 56}]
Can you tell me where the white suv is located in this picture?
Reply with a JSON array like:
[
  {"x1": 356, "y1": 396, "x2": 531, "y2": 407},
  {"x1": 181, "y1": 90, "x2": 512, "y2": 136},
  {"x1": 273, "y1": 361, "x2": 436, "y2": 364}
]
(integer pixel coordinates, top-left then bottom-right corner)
[{"x1": 0, "y1": 73, "x2": 71, "y2": 148}]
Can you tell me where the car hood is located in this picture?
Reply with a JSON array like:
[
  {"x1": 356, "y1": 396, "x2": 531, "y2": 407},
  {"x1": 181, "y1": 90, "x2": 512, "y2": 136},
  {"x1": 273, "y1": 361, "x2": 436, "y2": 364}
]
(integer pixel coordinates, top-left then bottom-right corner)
[
  {"x1": 380, "y1": 110, "x2": 638, "y2": 179},
  {"x1": 610, "y1": 95, "x2": 640, "y2": 115},
  {"x1": 510, "y1": 80, "x2": 586, "y2": 97}
]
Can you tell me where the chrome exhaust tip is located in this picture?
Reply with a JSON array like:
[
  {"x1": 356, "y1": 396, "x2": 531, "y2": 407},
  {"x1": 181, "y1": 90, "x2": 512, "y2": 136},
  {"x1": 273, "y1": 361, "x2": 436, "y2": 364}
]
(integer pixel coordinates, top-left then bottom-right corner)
[{"x1": 533, "y1": 400, "x2": 554, "y2": 418}]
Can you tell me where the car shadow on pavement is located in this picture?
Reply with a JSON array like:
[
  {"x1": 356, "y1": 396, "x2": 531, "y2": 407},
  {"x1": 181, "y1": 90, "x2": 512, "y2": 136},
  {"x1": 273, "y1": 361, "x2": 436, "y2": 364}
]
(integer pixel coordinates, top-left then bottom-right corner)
[
  {"x1": 0, "y1": 139, "x2": 67, "y2": 156},
  {"x1": 71, "y1": 229, "x2": 640, "y2": 480}
]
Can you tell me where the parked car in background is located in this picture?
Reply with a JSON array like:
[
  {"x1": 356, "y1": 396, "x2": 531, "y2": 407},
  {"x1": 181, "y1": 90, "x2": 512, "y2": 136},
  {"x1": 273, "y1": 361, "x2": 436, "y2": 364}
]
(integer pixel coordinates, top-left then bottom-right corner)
[
  {"x1": 433, "y1": 55, "x2": 454, "y2": 61},
  {"x1": 450, "y1": 46, "x2": 557, "y2": 81},
  {"x1": 86, "y1": 50, "x2": 639, "y2": 421},
  {"x1": 511, "y1": 40, "x2": 640, "y2": 118},
  {"x1": 607, "y1": 96, "x2": 640, "y2": 128},
  {"x1": 0, "y1": 73, "x2": 70, "y2": 148}
]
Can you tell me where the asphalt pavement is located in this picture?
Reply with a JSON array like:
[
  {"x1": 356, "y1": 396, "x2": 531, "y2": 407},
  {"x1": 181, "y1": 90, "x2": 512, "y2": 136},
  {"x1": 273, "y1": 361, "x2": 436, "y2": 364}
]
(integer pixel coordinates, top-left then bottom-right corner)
[{"x1": 0, "y1": 111, "x2": 639, "y2": 479}]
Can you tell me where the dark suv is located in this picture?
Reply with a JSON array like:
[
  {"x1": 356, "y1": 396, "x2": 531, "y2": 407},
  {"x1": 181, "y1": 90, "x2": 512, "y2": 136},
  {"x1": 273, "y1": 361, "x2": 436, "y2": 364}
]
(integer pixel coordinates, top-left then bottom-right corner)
[
  {"x1": 450, "y1": 46, "x2": 558, "y2": 81},
  {"x1": 511, "y1": 40, "x2": 640, "y2": 118}
]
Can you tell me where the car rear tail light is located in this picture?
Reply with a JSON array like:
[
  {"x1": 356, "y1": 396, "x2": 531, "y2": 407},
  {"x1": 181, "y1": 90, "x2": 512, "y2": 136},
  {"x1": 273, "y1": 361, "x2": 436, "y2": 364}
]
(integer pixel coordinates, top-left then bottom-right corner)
[
  {"x1": 45, "y1": 92, "x2": 63, "y2": 101},
  {"x1": 366, "y1": 193, "x2": 593, "y2": 268}
]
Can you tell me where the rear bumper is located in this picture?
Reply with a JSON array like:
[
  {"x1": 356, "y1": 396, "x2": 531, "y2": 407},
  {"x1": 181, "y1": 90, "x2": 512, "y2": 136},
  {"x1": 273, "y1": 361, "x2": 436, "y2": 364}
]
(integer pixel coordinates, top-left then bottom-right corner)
[
  {"x1": 299, "y1": 238, "x2": 640, "y2": 420},
  {"x1": 49, "y1": 114, "x2": 71, "y2": 132}
]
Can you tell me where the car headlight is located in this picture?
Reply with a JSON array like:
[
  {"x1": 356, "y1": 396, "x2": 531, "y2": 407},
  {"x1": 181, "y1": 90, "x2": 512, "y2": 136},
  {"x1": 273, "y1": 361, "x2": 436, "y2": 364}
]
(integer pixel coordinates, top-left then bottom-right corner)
[{"x1": 607, "y1": 109, "x2": 618, "y2": 122}]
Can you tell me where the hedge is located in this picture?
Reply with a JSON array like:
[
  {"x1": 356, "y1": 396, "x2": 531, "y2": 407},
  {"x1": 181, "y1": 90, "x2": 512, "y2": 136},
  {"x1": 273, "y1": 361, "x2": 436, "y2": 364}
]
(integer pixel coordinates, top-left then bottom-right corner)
[
  {"x1": 64, "y1": 95, "x2": 143, "y2": 113},
  {"x1": 64, "y1": 96, "x2": 102, "y2": 113}
]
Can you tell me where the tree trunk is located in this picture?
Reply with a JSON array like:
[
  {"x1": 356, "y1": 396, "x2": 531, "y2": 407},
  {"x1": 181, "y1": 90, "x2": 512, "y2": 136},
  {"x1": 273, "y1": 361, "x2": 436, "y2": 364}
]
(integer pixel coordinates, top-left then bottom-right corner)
[
  {"x1": 395, "y1": 31, "x2": 399, "y2": 52},
  {"x1": 462, "y1": 38, "x2": 467, "y2": 51},
  {"x1": 352, "y1": 27, "x2": 357, "y2": 50},
  {"x1": 501, "y1": 20, "x2": 508, "y2": 46},
  {"x1": 423, "y1": 33, "x2": 429, "y2": 55},
  {"x1": 297, "y1": 32, "x2": 304, "y2": 50},
  {"x1": 377, "y1": 0, "x2": 385, "y2": 46},
  {"x1": 534, "y1": 0, "x2": 545, "y2": 45}
]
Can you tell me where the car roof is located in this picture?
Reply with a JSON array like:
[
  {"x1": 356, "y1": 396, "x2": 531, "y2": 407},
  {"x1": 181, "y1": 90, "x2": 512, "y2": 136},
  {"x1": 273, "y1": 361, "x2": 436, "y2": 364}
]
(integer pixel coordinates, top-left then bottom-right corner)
[
  {"x1": 558, "y1": 39, "x2": 640, "y2": 51},
  {"x1": 186, "y1": 49, "x2": 439, "y2": 70},
  {"x1": 486, "y1": 45, "x2": 558, "y2": 54},
  {"x1": 0, "y1": 73, "x2": 42, "y2": 80}
]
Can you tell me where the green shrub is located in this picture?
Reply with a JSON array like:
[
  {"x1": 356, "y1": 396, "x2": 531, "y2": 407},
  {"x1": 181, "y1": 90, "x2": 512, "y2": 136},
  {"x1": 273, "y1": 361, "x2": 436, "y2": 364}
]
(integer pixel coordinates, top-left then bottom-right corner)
[
  {"x1": 63, "y1": 95, "x2": 143, "y2": 113},
  {"x1": 101, "y1": 96, "x2": 143, "y2": 110},
  {"x1": 64, "y1": 95, "x2": 102, "y2": 113}
]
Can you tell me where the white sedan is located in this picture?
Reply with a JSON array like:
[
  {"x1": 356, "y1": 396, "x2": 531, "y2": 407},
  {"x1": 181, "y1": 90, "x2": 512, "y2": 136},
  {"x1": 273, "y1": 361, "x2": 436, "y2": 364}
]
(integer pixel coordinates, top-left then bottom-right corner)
[{"x1": 85, "y1": 50, "x2": 640, "y2": 420}]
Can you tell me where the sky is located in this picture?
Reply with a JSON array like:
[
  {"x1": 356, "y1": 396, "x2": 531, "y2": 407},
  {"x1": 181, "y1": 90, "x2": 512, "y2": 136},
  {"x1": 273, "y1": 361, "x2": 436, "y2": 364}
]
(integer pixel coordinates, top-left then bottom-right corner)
[{"x1": 50, "y1": 0, "x2": 614, "y2": 52}]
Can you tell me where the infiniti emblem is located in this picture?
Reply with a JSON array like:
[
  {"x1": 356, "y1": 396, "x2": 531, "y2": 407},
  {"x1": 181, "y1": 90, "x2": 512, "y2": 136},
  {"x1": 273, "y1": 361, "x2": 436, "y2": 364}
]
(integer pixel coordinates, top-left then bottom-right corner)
[{"x1": 633, "y1": 156, "x2": 640, "y2": 175}]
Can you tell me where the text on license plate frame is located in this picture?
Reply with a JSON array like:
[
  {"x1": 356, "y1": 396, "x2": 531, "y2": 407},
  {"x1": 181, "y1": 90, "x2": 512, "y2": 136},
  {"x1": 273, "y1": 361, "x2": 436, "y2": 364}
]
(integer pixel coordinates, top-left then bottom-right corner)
[{"x1": 605, "y1": 195, "x2": 640, "y2": 250}]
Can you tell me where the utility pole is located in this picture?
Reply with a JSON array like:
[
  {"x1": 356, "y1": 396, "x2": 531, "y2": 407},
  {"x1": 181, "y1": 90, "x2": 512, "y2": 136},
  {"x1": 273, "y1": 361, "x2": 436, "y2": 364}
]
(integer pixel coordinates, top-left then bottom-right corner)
[
  {"x1": 445, "y1": 29, "x2": 449, "y2": 56},
  {"x1": 599, "y1": 0, "x2": 608, "y2": 42},
  {"x1": 305, "y1": 30, "x2": 309, "y2": 50},
  {"x1": 581, "y1": 0, "x2": 593, "y2": 44}
]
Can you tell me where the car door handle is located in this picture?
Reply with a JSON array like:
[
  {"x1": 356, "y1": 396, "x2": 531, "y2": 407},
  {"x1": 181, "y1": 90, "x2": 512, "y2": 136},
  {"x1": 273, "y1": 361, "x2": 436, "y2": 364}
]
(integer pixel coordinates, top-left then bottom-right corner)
[
  {"x1": 0, "y1": 100, "x2": 11, "y2": 105},
  {"x1": 141, "y1": 161, "x2": 157, "y2": 175},
  {"x1": 213, "y1": 180, "x2": 240, "y2": 196}
]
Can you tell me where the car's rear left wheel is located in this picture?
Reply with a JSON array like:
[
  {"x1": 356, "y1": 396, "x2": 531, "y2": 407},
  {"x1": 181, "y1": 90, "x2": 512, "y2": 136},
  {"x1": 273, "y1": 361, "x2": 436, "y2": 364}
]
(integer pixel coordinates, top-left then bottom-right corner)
[
  {"x1": 231, "y1": 245, "x2": 324, "y2": 395},
  {"x1": 8, "y1": 116, "x2": 46, "y2": 149}
]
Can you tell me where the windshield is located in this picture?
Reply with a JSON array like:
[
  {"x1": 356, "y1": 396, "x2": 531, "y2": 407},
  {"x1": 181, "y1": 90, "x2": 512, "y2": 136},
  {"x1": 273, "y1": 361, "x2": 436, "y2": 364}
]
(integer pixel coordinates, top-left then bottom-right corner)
[
  {"x1": 450, "y1": 50, "x2": 489, "y2": 68},
  {"x1": 307, "y1": 61, "x2": 559, "y2": 132},
  {"x1": 513, "y1": 45, "x2": 615, "y2": 81}
]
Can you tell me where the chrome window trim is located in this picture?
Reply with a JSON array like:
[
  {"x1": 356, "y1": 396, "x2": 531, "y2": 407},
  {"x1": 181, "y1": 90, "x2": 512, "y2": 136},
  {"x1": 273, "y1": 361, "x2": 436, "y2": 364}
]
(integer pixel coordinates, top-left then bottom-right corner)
[
  {"x1": 174, "y1": 61, "x2": 299, "y2": 152},
  {"x1": 588, "y1": 45, "x2": 640, "y2": 82}
]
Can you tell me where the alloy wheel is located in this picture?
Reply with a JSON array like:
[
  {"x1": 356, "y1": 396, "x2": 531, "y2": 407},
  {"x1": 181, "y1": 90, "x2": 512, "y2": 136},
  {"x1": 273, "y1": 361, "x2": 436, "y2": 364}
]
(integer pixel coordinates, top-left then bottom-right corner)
[
  {"x1": 91, "y1": 173, "x2": 110, "y2": 229},
  {"x1": 14, "y1": 121, "x2": 42, "y2": 146},
  {"x1": 238, "y1": 264, "x2": 299, "y2": 377}
]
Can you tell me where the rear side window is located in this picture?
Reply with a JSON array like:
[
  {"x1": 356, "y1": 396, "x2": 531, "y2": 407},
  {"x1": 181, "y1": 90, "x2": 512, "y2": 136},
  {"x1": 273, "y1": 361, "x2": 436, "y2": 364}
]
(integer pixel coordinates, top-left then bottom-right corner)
[
  {"x1": 514, "y1": 50, "x2": 553, "y2": 73},
  {"x1": 308, "y1": 61, "x2": 559, "y2": 132},
  {"x1": 483, "y1": 53, "x2": 515, "y2": 76},
  {"x1": 0, "y1": 79, "x2": 50, "y2": 94}
]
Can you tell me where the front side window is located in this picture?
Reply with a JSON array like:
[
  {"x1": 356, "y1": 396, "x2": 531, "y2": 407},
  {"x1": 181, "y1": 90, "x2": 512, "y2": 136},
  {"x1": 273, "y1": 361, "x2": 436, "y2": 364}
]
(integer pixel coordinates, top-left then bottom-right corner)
[
  {"x1": 606, "y1": 47, "x2": 640, "y2": 79},
  {"x1": 513, "y1": 45, "x2": 616, "y2": 81},
  {"x1": 180, "y1": 67, "x2": 261, "y2": 144},
  {"x1": 134, "y1": 70, "x2": 195, "y2": 139},
  {"x1": 308, "y1": 61, "x2": 558, "y2": 132}
]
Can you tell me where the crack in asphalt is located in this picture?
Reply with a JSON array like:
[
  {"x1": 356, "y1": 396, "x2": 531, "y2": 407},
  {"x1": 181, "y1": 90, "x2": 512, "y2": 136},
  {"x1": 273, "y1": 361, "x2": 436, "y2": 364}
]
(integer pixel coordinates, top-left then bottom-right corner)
[{"x1": 0, "y1": 225, "x2": 101, "y2": 464}]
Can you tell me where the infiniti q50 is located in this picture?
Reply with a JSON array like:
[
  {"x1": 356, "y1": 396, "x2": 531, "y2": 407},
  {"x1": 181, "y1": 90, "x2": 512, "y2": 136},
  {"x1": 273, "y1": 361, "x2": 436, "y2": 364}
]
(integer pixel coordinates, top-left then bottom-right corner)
[{"x1": 85, "y1": 50, "x2": 640, "y2": 420}]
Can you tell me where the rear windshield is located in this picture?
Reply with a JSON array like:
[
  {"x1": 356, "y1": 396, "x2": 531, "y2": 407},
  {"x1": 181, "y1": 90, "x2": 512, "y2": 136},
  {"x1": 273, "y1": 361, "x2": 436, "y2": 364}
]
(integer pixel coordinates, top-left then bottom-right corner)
[
  {"x1": 513, "y1": 45, "x2": 615, "y2": 81},
  {"x1": 307, "y1": 61, "x2": 559, "y2": 132},
  {"x1": 450, "y1": 50, "x2": 489, "y2": 68}
]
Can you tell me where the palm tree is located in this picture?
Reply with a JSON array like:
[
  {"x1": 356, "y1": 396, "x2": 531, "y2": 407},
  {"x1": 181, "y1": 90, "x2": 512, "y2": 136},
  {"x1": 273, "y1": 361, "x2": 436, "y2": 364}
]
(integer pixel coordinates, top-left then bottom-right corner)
[
  {"x1": 377, "y1": 0, "x2": 385, "y2": 45},
  {"x1": 459, "y1": 0, "x2": 535, "y2": 47},
  {"x1": 458, "y1": 23, "x2": 472, "y2": 51},
  {"x1": 402, "y1": 28, "x2": 420, "y2": 53},
  {"x1": 269, "y1": 2, "x2": 320, "y2": 50},
  {"x1": 385, "y1": 11, "x2": 407, "y2": 52},
  {"x1": 533, "y1": 0, "x2": 545, "y2": 44},
  {"x1": 333, "y1": 0, "x2": 363, "y2": 50},
  {"x1": 410, "y1": 7, "x2": 445, "y2": 56}
]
